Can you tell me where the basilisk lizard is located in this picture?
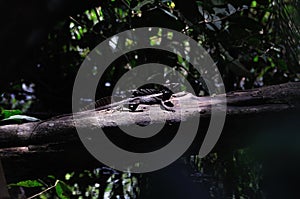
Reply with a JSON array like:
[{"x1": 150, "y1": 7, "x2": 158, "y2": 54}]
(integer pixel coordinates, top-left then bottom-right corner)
[{"x1": 31, "y1": 89, "x2": 187, "y2": 135}]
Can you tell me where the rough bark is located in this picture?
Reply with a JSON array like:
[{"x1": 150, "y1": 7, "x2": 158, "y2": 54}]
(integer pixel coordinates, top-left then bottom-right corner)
[{"x1": 0, "y1": 82, "x2": 299, "y2": 182}]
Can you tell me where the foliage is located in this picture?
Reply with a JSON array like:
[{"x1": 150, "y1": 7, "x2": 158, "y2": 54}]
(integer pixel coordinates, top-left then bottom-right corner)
[
  {"x1": 191, "y1": 148, "x2": 264, "y2": 198},
  {"x1": 0, "y1": 82, "x2": 35, "y2": 114},
  {"x1": 9, "y1": 180, "x2": 43, "y2": 188},
  {"x1": 1, "y1": 0, "x2": 299, "y2": 112},
  {"x1": 9, "y1": 168, "x2": 139, "y2": 199},
  {"x1": 30, "y1": 0, "x2": 300, "y2": 108}
]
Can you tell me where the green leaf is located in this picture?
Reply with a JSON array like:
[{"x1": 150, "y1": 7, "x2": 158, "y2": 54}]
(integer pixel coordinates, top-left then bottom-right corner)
[
  {"x1": 1, "y1": 109, "x2": 23, "y2": 119},
  {"x1": 48, "y1": 175, "x2": 56, "y2": 179},
  {"x1": 251, "y1": 1, "x2": 257, "y2": 7},
  {"x1": 65, "y1": 172, "x2": 74, "y2": 181},
  {"x1": 10, "y1": 180, "x2": 43, "y2": 188},
  {"x1": 177, "y1": 55, "x2": 184, "y2": 65},
  {"x1": 258, "y1": 66, "x2": 271, "y2": 78},
  {"x1": 56, "y1": 181, "x2": 72, "y2": 199}
]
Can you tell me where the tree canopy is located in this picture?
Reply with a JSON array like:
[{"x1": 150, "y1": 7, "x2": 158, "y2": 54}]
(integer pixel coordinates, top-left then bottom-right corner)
[{"x1": 0, "y1": 0, "x2": 299, "y2": 115}]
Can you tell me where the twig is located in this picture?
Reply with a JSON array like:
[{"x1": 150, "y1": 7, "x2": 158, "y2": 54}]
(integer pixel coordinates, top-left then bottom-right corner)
[{"x1": 27, "y1": 180, "x2": 59, "y2": 199}]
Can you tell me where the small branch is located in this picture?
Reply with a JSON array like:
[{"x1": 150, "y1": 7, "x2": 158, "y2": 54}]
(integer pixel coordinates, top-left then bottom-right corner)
[{"x1": 27, "y1": 180, "x2": 59, "y2": 199}]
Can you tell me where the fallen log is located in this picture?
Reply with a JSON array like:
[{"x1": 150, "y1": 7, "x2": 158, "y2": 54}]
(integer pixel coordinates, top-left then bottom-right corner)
[{"x1": 0, "y1": 82, "x2": 299, "y2": 182}]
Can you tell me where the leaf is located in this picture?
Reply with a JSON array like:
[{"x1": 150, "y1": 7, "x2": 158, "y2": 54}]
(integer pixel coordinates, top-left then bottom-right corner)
[
  {"x1": 251, "y1": 1, "x2": 257, "y2": 7},
  {"x1": 228, "y1": 4, "x2": 236, "y2": 14},
  {"x1": 2, "y1": 115, "x2": 40, "y2": 122},
  {"x1": 242, "y1": 5, "x2": 248, "y2": 10},
  {"x1": 9, "y1": 180, "x2": 43, "y2": 188},
  {"x1": 1, "y1": 109, "x2": 23, "y2": 119},
  {"x1": 203, "y1": 11, "x2": 210, "y2": 21},
  {"x1": 48, "y1": 175, "x2": 56, "y2": 179},
  {"x1": 253, "y1": 55, "x2": 259, "y2": 62},
  {"x1": 56, "y1": 181, "x2": 72, "y2": 199},
  {"x1": 206, "y1": 24, "x2": 215, "y2": 31},
  {"x1": 212, "y1": 15, "x2": 222, "y2": 30},
  {"x1": 160, "y1": 8, "x2": 178, "y2": 20},
  {"x1": 198, "y1": 5, "x2": 204, "y2": 16},
  {"x1": 258, "y1": 66, "x2": 272, "y2": 78},
  {"x1": 213, "y1": 7, "x2": 229, "y2": 15},
  {"x1": 177, "y1": 55, "x2": 184, "y2": 65}
]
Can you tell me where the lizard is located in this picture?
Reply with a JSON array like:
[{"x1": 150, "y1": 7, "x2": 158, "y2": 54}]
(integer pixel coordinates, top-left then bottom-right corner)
[
  {"x1": 81, "y1": 86, "x2": 179, "y2": 112},
  {"x1": 31, "y1": 88, "x2": 187, "y2": 136}
]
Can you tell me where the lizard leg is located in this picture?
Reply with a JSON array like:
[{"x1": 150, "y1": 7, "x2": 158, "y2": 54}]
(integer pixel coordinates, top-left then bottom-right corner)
[
  {"x1": 160, "y1": 100, "x2": 175, "y2": 112},
  {"x1": 128, "y1": 103, "x2": 139, "y2": 112}
]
